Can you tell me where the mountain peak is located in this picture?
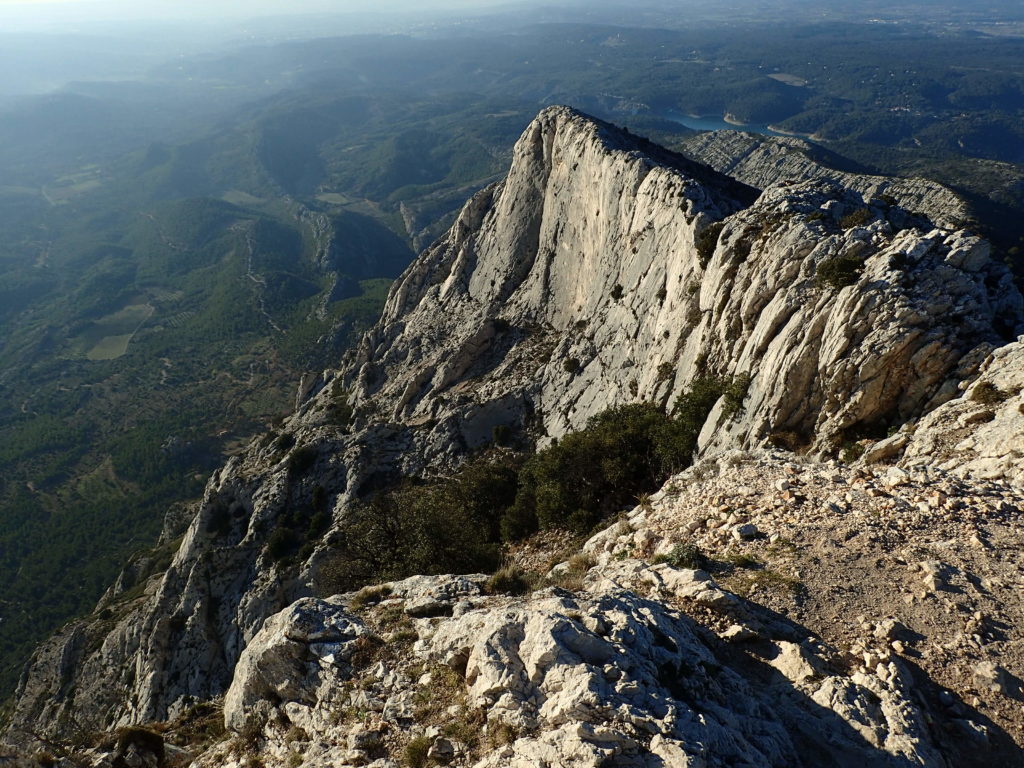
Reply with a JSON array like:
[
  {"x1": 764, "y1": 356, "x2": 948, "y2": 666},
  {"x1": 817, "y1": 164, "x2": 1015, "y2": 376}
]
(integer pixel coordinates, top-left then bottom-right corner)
[{"x1": 341, "y1": 107, "x2": 1020, "y2": 462}]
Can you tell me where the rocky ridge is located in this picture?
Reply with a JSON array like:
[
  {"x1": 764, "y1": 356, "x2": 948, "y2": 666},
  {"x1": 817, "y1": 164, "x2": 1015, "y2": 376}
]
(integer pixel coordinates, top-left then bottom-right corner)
[
  {"x1": 4, "y1": 106, "x2": 1024, "y2": 766},
  {"x1": 677, "y1": 130, "x2": 973, "y2": 232}
]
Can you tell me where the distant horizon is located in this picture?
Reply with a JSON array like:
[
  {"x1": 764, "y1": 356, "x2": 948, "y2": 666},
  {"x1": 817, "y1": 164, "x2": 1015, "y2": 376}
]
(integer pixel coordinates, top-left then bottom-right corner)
[{"x1": 0, "y1": 0, "x2": 538, "y2": 34}]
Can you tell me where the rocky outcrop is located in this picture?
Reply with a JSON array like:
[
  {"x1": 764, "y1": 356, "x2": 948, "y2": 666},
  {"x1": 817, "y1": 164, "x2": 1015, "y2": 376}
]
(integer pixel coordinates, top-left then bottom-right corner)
[
  {"x1": 861, "y1": 336, "x2": 1024, "y2": 484},
  {"x1": 204, "y1": 570, "x2": 945, "y2": 768},
  {"x1": 580, "y1": 451, "x2": 1024, "y2": 765},
  {"x1": 186, "y1": 434, "x2": 1024, "y2": 768},
  {"x1": 6, "y1": 106, "x2": 1022, "y2": 756},
  {"x1": 5, "y1": 423, "x2": 400, "y2": 740}
]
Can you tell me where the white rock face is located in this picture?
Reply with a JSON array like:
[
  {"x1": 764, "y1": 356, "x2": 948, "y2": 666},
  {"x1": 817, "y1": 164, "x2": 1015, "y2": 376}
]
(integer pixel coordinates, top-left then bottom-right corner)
[
  {"x1": 6, "y1": 106, "x2": 1021, "y2": 750},
  {"x1": 208, "y1": 573, "x2": 942, "y2": 768},
  {"x1": 223, "y1": 597, "x2": 370, "y2": 733}
]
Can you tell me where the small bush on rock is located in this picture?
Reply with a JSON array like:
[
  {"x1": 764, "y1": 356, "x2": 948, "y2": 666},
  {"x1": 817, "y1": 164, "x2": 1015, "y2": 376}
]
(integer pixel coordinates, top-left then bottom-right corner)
[
  {"x1": 652, "y1": 543, "x2": 707, "y2": 570},
  {"x1": 404, "y1": 736, "x2": 431, "y2": 768},
  {"x1": 696, "y1": 221, "x2": 725, "y2": 268},
  {"x1": 486, "y1": 566, "x2": 531, "y2": 595},
  {"x1": 839, "y1": 207, "x2": 872, "y2": 229},
  {"x1": 287, "y1": 445, "x2": 318, "y2": 476},
  {"x1": 815, "y1": 256, "x2": 864, "y2": 290},
  {"x1": 350, "y1": 584, "x2": 392, "y2": 611},
  {"x1": 492, "y1": 424, "x2": 513, "y2": 447},
  {"x1": 274, "y1": 433, "x2": 296, "y2": 453},
  {"x1": 327, "y1": 391, "x2": 354, "y2": 429},
  {"x1": 970, "y1": 381, "x2": 1008, "y2": 405},
  {"x1": 841, "y1": 441, "x2": 866, "y2": 464},
  {"x1": 266, "y1": 528, "x2": 299, "y2": 562}
]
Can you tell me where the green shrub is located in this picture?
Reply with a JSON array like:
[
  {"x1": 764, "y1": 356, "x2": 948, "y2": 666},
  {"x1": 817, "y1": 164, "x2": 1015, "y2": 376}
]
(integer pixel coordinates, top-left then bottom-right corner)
[
  {"x1": 889, "y1": 252, "x2": 913, "y2": 272},
  {"x1": 672, "y1": 376, "x2": 727, "y2": 427},
  {"x1": 725, "y1": 552, "x2": 762, "y2": 569},
  {"x1": 610, "y1": 284, "x2": 624, "y2": 301},
  {"x1": 486, "y1": 566, "x2": 531, "y2": 595},
  {"x1": 567, "y1": 553, "x2": 595, "y2": 573},
  {"x1": 548, "y1": 553, "x2": 596, "y2": 591},
  {"x1": 287, "y1": 445, "x2": 318, "y2": 476},
  {"x1": 563, "y1": 357, "x2": 581, "y2": 374},
  {"x1": 656, "y1": 362, "x2": 675, "y2": 383},
  {"x1": 274, "y1": 433, "x2": 296, "y2": 453},
  {"x1": 768, "y1": 430, "x2": 810, "y2": 452},
  {"x1": 696, "y1": 221, "x2": 725, "y2": 268},
  {"x1": 652, "y1": 543, "x2": 707, "y2": 570},
  {"x1": 315, "y1": 386, "x2": 735, "y2": 596},
  {"x1": 266, "y1": 527, "x2": 299, "y2": 562},
  {"x1": 311, "y1": 485, "x2": 329, "y2": 512},
  {"x1": 350, "y1": 584, "x2": 392, "y2": 610},
  {"x1": 327, "y1": 391, "x2": 354, "y2": 429},
  {"x1": 815, "y1": 256, "x2": 864, "y2": 289},
  {"x1": 492, "y1": 424, "x2": 513, "y2": 446},
  {"x1": 205, "y1": 497, "x2": 232, "y2": 536},
  {"x1": 841, "y1": 441, "x2": 866, "y2": 463},
  {"x1": 404, "y1": 736, "x2": 432, "y2": 768},
  {"x1": 721, "y1": 372, "x2": 752, "y2": 420},
  {"x1": 308, "y1": 510, "x2": 331, "y2": 538},
  {"x1": 970, "y1": 381, "x2": 1008, "y2": 405},
  {"x1": 839, "y1": 207, "x2": 873, "y2": 228},
  {"x1": 315, "y1": 455, "x2": 521, "y2": 595},
  {"x1": 506, "y1": 392, "x2": 723, "y2": 537}
]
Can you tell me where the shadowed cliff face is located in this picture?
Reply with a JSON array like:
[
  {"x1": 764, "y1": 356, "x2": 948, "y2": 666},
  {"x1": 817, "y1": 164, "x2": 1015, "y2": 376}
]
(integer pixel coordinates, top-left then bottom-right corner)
[{"x1": 5, "y1": 106, "x2": 1022, "y2": 749}]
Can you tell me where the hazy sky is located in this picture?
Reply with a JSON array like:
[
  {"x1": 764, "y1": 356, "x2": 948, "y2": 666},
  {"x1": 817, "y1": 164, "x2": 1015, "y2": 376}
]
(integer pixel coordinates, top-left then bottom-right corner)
[{"x1": 0, "y1": 0, "x2": 522, "y2": 30}]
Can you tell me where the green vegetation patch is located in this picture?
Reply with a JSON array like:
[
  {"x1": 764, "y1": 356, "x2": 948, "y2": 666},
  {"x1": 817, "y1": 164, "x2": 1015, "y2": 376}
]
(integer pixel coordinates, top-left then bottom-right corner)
[
  {"x1": 970, "y1": 381, "x2": 1010, "y2": 406},
  {"x1": 696, "y1": 221, "x2": 725, "y2": 268},
  {"x1": 652, "y1": 543, "x2": 708, "y2": 570},
  {"x1": 815, "y1": 256, "x2": 864, "y2": 290},
  {"x1": 315, "y1": 379, "x2": 747, "y2": 599}
]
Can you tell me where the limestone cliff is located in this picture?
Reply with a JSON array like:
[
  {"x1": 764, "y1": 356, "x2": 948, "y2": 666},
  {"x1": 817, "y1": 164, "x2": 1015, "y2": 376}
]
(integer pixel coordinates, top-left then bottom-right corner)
[
  {"x1": 341, "y1": 106, "x2": 1019, "y2": 460},
  {"x1": 5, "y1": 107, "x2": 1023, "y2": 765}
]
